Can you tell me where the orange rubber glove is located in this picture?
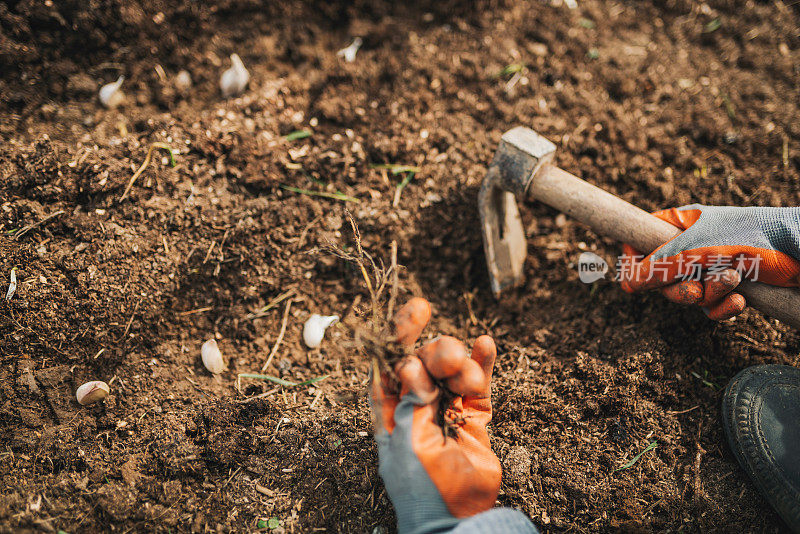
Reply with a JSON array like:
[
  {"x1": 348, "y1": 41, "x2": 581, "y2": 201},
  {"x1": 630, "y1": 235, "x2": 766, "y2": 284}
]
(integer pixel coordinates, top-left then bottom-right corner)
[
  {"x1": 619, "y1": 205, "x2": 800, "y2": 320},
  {"x1": 370, "y1": 298, "x2": 506, "y2": 533}
]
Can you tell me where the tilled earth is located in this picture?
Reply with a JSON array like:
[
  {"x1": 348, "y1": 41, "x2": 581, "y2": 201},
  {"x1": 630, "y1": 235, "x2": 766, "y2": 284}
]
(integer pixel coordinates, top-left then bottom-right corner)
[{"x1": 1, "y1": 0, "x2": 799, "y2": 532}]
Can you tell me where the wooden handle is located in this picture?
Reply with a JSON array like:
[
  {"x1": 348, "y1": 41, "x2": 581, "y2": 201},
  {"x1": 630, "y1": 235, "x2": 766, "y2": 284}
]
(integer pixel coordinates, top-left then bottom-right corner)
[{"x1": 530, "y1": 164, "x2": 800, "y2": 329}]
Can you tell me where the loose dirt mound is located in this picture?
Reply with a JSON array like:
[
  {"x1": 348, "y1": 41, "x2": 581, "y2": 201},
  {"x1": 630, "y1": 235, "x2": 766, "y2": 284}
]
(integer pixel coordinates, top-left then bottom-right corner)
[{"x1": 1, "y1": 0, "x2": 799, "y2": 532}]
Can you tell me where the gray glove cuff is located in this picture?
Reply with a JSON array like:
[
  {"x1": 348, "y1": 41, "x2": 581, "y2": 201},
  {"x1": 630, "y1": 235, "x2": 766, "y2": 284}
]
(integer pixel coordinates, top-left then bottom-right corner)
[{"x1": 450, "y1": 508, "x2": 540, "y2": 534}]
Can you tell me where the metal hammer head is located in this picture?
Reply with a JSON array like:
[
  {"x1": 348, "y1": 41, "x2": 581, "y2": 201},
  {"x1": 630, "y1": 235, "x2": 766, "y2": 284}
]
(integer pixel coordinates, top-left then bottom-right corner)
[{"x1": 479, "y1": 127, "x2": 556, "y2": 296}]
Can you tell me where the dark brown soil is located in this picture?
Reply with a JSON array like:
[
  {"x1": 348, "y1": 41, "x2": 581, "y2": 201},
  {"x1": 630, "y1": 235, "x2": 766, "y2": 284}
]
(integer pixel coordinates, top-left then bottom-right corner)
[{"x1": 2, "y1": 0, "x2": 799, "y2": 532}]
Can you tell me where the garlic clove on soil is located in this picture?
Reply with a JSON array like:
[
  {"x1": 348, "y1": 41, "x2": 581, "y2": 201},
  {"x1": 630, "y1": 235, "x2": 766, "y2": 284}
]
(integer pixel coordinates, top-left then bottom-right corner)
[
  {"x1": 303, "y1": 314, "x2": 339, "y2": 349},
  {"x1": 5, "y1": 267, "x2": 16, "y2": 301},
  {"x1": 220, "y1": 54, "x2": 249, "y2": 97},
  {"x1": 76, "y1": 380, "x2": 110, "y2": 406},
  {"x1": 174, "y1": 70, "x2": 192, "y2": 93},
  {"x1": 99, "y1": 76, "x2": 125, "y2": 108},
  {"x1": 201, "y1": 339, "x2": 225, "y2": 374},
  {"x1": 337, "y1": 37, "x2": 363, "y2": 63}
]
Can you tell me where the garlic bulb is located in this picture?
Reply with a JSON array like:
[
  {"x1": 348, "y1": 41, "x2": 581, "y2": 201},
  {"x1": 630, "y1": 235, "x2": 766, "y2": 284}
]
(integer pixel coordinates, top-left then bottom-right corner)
[
  {"x1": 337, "y1": 37, "x2": 363, "y2": 63},
  {"x1": 201, "y1": 339, "x2": 225, "y2": 374},
  {"x1": 220, "y1": 54, "x2": 249, "y2": 97},
  {"x1": 99, "y1": 76, "x2": 125, "y2": 108},
  {"x1": 303, "y1": 314, "x2": 339, "y2": 348},
  {"x1": 76, "y1": 381, "x2": 110, "y2": 405}
]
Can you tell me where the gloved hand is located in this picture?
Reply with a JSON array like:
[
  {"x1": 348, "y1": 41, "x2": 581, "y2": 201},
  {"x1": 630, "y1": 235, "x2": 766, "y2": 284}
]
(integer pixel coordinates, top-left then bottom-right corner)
[
  {"x1": 619, "y1": 205, "x2": 800, "y2": 320},
  {"x1": 371, "y1": 298, "x2": 535, "y2": 534}
]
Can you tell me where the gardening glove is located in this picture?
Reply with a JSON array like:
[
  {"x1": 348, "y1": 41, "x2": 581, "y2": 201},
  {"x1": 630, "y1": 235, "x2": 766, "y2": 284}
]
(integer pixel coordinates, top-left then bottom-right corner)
[
  {"x1": 619, "y1": 205, "x2": 800, "y2": 320},
  {"x1": 370, "y1": 298, "x2": 538, "y2": 534}
]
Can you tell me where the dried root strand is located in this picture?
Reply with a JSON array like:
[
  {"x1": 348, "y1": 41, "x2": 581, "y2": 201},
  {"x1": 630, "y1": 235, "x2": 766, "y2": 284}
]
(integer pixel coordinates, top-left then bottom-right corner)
[
  {"x1": 320, "y1": 210, "x2": 394, "y2": 330},
  {"x1": 322, "y1": 211, "x2": 457, "y2": 437}
]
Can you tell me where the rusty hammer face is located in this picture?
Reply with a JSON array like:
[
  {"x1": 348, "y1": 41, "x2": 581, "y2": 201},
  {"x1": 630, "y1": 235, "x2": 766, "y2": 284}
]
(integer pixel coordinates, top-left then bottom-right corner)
[{"x1": 478, "y1": 127, "x2": 556, "y2": 296}]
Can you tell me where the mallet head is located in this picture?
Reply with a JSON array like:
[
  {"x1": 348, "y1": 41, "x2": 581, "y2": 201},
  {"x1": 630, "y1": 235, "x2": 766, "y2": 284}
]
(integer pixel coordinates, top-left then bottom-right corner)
[{"x1": 478, "y1": 127, "x2": 556, "y2": 296}]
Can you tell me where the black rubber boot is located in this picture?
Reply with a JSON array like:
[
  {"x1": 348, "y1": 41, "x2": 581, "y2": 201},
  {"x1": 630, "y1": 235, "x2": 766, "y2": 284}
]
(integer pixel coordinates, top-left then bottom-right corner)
[{"x1": 722, "y1": 365, "x2": 800, "y2": 532}]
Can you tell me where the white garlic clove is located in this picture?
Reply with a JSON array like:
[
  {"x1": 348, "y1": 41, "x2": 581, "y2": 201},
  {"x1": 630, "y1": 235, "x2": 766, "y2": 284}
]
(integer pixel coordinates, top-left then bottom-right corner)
[
  {"x1": 337, "y1": 37, "x2": 363, "y2": 63},
  {"x1": 174, "y1": 70, "x2": 192, "y2": 93},
  {"x1": 99, "y1": 76, "x2": 125, "y2": 108},
  {"x1": 201, "y1": 339, "x2": 225, "y2": 374},
  {"x1": 220, "y1": 54, "x2": 249, "y2": 97},
  {"x1": 76, "y1": 381, "x2": 110, "y2": 405},
  {"x1": 303, "y1": 314, "x2": 339, "y2": 349},
  {"x1": 5, "y1": 267, "x2": 16, "y2": 301}
]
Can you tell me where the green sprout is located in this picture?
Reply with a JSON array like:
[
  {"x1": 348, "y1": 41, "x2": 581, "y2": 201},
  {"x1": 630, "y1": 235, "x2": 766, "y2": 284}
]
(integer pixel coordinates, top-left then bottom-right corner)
[
  {"x1": 284, "y1": 130, "x2": 312, "y2": 141},
  {"x1": 615, "y1": 441, "x2": 658, "y2": 472},
  {"x1": 495, "y1": 63, "x2": 526, "y2": 78},
  {"x1": 691, "y1": 370, "x2": 718, "y2": 389},
  {"x1": 237, "y1": 373, "x2": 329, "y2": 387},
  {"x1": 704, "y1": 18, "x2": 721, "y2": 33}
]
